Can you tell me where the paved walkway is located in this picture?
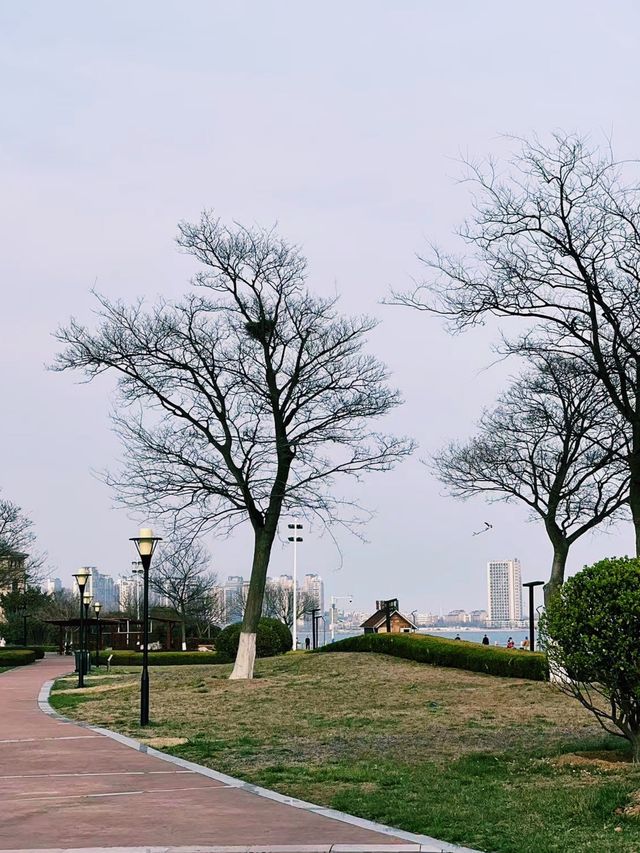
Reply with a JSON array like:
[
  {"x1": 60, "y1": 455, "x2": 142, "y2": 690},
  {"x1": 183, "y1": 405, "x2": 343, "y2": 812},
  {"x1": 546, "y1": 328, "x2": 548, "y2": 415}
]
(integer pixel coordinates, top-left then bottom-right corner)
[{"x1": 0, "y1": 656, "x2": 479, "y2": 853}]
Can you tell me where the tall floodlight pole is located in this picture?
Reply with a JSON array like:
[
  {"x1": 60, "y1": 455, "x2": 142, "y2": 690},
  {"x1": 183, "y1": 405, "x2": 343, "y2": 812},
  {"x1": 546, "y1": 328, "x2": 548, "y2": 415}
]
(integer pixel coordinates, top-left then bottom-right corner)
[
  {"x1": 130, "y1": 528, "x2": 162, "y2": 726},
  {"x1": 287, "y1": 521, "x2": 303, "y2": 650},
  {"x1": 522, "y1": 580, "x2": 545, "y2": 652},
  {"x1": 72, "y1": 567, "x2": 91, "y2": 689}
]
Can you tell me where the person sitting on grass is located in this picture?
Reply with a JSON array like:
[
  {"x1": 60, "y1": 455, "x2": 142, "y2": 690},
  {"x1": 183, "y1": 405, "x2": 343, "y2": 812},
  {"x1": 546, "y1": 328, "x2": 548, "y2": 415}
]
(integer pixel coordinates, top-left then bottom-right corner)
[
  {"x1": 482, "y1": 634, "x2": 489, "y2": 645},
  {"x1": 506, "y1": 637, "x2": 515, "y2": 649}
]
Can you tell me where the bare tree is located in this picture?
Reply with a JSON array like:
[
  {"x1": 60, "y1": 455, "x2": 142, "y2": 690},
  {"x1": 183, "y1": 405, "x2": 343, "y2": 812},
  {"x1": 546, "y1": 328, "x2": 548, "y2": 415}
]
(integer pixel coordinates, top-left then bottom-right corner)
[
  {"x1": 434, "y1": 355, "x2": 629, "y2": 601},
  {"x1": 0, "y1": 494, "x2": 44, "y2": 587},
  {"x1": 390, "y1": 133, "x2": 640, "y2": 555},
  {"x1": 150, "y1": 539, "x2": 218, "y2": 650},
  {"x1": 262, "y1": 582, "x2": 318, "y2": 629},
  {"x1": 54, "y1": 215, "x2": 414, "y2": 678}
]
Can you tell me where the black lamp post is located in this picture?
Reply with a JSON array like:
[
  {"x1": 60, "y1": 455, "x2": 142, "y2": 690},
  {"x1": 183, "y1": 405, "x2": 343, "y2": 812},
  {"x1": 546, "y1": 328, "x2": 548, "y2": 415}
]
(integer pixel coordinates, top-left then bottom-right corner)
[
  {"x1": 93, "y1": 601, "x2": 102, "y2": 667},
  {"x1": 72, "y1": 567, "x2": 91, "y2": 688},
  {"x1": 131, "y1": 561, "x2": 143, "y2": 619},
  {"x1": 82, "y1": 592, "x2": 93, "y2": 673},
  {"x1": 522, "y1": 581, "x2": 545, "y2": 652},
  {"x1": 19, "y1": 608, "x2": 28, "y2": 647},
  {"x1": 130, "y1": 527, "x2": 162, "y2": 726}
]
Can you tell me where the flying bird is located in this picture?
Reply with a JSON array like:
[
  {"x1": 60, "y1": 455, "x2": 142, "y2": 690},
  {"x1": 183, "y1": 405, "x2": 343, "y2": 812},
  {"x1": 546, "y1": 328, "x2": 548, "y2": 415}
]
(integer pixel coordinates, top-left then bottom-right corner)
[{"x1": 472, "y1": 521, "x2": 493, "y2": 537}]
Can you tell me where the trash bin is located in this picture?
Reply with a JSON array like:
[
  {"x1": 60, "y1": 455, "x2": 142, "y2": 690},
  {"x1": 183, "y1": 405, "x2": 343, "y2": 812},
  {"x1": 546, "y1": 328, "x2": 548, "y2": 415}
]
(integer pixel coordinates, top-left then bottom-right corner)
[{"x1": 74, "y1": 650, "x2": 91, "y2": 675}]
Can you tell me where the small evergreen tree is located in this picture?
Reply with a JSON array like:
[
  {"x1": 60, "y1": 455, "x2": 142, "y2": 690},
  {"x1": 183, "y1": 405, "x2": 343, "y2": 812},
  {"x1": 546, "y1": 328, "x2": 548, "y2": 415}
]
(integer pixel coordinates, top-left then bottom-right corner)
[{"x1": 541, "y1": 557, "x2": 640, "y2": 761}]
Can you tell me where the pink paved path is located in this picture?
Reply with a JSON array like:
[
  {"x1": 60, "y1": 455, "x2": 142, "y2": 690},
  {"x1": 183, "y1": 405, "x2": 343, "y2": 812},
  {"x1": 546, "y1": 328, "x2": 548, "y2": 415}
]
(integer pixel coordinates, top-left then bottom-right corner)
[{"x1": 0, "y1": 656, "x2": 429, "y2": 852}]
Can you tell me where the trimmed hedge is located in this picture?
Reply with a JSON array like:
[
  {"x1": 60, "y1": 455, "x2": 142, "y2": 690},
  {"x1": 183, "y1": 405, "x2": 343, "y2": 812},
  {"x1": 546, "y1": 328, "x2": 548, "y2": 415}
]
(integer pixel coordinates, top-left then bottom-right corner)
[
  {"x1": 215, "y1": 618, "x2": 292, "y2": 659},
  {"x1": 260, "y1": 617, "x2": 293, "y2": 653},
  {"x1": 0, "y1": 649, "x2": 37, "y2": 667},
  {"x1": 318, "y1": 632, "x2": 548, "y2": 681},
  {"x1": 3, "y1": 645, "x2": 45, "y2": 659},
  {"x1": 91, "y1": 650, "x2": 224, "y2": 666}
]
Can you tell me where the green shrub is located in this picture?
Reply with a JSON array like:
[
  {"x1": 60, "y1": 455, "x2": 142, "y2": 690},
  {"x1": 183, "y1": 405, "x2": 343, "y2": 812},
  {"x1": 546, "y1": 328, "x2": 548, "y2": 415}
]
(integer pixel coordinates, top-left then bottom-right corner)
[
  {"x1": 0, "y1": 649, "x2": 37, "y2": 667},
  {"x1": 92, "y1": 650, "x2": 223, "y2": 666},
  {"x1": 540, "y1": 556, "x2": 640, "y2": 759},
  {"x1": 260, "y1": 617, "x2": 293, "y2": 652},
  {"x1": 3, "y1": 645, "x2": 45, "y2": 659},
  {"x1": 215, "y1": 618, "x2": 291, "y2": 659},
  {"x1": 319, "y1": 632, "x2": 547, "y2": 681}
]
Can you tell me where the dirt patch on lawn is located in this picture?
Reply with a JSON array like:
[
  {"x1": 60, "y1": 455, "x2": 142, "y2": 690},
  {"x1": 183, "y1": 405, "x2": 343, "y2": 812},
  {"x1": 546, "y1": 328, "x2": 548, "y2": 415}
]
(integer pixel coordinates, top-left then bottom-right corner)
[
  {"x1": 139, "y1": 737, "x2": 188, "y2": 748},
  {"x1": 616, "y1": 790, "x2": 640, "y2": 817},
  {"x1": 554, "y1": 751, "x2": 632, "y2": 771},
  {"x1": 53, "y1": 681, "x2": 136, "y2": 696}
]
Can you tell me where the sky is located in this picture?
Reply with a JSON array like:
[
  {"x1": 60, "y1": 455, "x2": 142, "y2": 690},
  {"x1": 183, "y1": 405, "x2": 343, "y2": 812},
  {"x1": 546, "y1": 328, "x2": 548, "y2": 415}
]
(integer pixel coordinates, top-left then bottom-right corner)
[{"x1": 1, "y1": 1, "x2": 639, "y2": 613}]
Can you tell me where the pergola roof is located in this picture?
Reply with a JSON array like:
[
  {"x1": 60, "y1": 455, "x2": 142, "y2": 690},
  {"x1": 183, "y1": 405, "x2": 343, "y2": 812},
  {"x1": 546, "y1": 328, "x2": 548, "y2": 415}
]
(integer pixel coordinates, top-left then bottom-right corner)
[{"x1": 44, "y1": 615, "x2": 182, "y2": 628}]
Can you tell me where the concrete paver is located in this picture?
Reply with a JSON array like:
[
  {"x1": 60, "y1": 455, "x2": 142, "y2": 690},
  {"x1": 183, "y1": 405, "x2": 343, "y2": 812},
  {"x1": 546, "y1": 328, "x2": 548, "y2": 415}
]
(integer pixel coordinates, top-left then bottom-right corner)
[{"x1": 0, "y1": 657, "x2": 477, "y2": 853}]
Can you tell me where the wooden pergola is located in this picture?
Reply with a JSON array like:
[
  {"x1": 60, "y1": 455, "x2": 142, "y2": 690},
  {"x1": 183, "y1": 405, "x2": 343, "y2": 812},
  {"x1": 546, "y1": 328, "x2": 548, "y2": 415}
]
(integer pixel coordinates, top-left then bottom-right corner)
[{"x1": 44, "y1": 615, "x2": 182, "y2": 655}]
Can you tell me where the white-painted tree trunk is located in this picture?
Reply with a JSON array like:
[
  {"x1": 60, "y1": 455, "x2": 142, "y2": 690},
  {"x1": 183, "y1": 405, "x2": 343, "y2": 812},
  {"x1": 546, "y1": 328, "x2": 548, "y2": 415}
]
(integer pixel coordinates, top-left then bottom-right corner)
[
  {"x1": 181, "y1": 641, "x2": 187, "y2": 651},
  {"x1": 229, "y1": 631, "x2": 257, "y2": 679}
]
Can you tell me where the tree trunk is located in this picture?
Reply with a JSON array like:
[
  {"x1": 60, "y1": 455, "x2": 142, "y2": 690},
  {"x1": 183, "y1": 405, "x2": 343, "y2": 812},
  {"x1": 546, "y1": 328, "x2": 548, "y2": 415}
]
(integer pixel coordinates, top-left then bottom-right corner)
[
  {"x1": 631, "y1": 731, "x2": 640, "y2": 764},
  {"x1": 181, "y1": 617, "x2": 187, "y2": 652},
  {"x1": 544, "y1": 540, "x2": 569, "y2": 606},
  {"x1": 630, "y1": 431, "x2": 640, "y2": 558},
  {"x1": 229, "y1": 526, "x2": 277, "y2": 680}
]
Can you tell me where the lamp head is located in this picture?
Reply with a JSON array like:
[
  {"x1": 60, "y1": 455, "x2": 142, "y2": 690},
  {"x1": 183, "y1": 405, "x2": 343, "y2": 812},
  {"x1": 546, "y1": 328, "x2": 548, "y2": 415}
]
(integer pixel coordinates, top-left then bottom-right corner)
[
  {"x1": 94, "y1": 601, "x2": 102, "y2": 616},
  {"x1": 73, "y1": 566, "x2": 91, "y2": 592},
  {"x1": 82, "y1": 592, "x2": 93, "y2": 607},
  {"x1": 130, "y1": 527, "x2": 162, "y2": 559}
]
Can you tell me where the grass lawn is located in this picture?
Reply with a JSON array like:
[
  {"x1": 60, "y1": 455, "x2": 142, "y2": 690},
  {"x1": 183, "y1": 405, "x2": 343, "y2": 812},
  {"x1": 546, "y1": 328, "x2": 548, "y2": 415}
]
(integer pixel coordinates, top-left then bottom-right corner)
[{"x1": 49, "y1": 652, "x2": 640, "y2": 853}]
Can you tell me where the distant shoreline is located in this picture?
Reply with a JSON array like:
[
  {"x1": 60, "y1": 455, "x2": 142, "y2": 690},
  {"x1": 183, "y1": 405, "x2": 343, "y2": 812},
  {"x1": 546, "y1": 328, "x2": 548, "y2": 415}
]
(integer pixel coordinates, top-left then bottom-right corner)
[{"x1": 423, "y1": 626, "x2": 534, "y2": 632}]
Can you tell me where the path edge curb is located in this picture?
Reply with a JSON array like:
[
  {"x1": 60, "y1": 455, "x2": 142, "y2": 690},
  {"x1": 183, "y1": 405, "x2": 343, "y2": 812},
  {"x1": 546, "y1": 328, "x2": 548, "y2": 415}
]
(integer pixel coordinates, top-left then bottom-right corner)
[{"x1": 38, "y1": 675, "x2": 483, "y2": 853}]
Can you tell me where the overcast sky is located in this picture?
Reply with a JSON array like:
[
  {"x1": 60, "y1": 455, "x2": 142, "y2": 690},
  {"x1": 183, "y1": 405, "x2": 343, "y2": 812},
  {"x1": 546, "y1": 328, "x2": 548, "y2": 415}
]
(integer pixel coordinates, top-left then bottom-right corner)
[{"x1": 2, "y1": 1, "x2": 639, "y2": 613}]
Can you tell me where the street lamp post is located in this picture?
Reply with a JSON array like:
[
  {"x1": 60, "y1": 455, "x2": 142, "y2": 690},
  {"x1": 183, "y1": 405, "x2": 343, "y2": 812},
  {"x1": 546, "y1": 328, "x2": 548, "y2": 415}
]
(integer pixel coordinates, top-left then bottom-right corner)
[
  {"x1": 130, "y1": 527, "x2": 162, "y2": 727},
  {"x1": 20, "y1": 608, "x2": 28, "y2": 647},
  {"x1": 72, "y1": 567, "x2": 91, "y2": 688},
  {"x1": 287, "y1": 521, "x2": 303, "y2": 650},
  {"x1": 93, "y1": 601, "x2": 102, "y2": 667},
  {"x1": 131, "y1": 561, "x2": 143, "y2": 619},
  {"x1": 522, "y1": 581, "x2": 545, "y2": 652},
  {"x1": 83, "y1": 592, "x2": 93, "y2": 676},
  {"x1": 310, "y1": 607, "x2": 319, "y2": 649}
]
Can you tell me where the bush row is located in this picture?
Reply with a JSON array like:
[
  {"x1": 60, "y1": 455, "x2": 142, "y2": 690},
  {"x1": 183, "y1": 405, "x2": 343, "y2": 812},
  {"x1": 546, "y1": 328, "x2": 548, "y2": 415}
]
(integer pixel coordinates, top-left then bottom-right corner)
[
  {"x1": 91, "y1": 650, "x2": 224, "y2": 666},
  {"x1": 3, "y1": 645, "x2": 46, "y2": 659},
  {"x1": 0, "y1": 649, "x2": 37, "y2": 667},
  {"x1": 318, "y1": 632, "x2": 548, "y2": 681},
  {"x1": 215, "y1": 618, "x2": 292, "y2": 659}
]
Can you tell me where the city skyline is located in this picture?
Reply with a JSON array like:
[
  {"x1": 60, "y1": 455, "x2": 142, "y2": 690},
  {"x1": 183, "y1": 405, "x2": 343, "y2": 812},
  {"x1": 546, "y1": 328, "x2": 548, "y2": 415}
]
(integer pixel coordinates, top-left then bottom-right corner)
[
  {"x1": 42, "y1": 557, "x2": 531, "y2": 623},
  {"x1": 3, "y1": 3, "x2": 638, "y2": 614}
]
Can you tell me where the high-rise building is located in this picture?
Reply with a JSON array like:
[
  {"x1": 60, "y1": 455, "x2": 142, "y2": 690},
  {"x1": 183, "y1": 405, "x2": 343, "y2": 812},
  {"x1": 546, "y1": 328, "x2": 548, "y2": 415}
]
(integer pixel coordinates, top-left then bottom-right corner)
[
  {"x1": 487, "y1": 559, "x2": 522, "y2": 624},
  {"x1": 270, "y1": 573, "x2": 293, "y2": 591},
  {"x1": 88, "y1": 568, "x2": 119, "y2": 612},
  {"x1": 220, "y1": 575, "x2": 244, "y2": 625},
  {"x1": 116, "y1": 575, "x2": 141, "y2": 615},
  {"x1": 44, "y1": 577, "x2": 63, "y2": 595},
  {"x1": 302, "y1": 573, "x2": 324, "y2": 615}
]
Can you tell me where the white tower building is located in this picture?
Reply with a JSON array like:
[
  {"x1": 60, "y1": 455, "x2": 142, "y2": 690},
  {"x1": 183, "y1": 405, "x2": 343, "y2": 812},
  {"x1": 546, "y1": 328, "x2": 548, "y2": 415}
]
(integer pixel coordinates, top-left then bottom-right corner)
[{"x1": 487, "y1": 559, "x2": 522, "y2": 624}]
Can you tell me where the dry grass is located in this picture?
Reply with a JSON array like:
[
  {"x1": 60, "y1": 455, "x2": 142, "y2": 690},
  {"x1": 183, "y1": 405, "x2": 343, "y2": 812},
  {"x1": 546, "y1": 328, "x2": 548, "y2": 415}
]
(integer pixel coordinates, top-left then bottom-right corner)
[
  {"x1": 52, "y1": 652, "x2": 601, "y2": 769},
  {"x1": 51, "y1": 652, "x2": 640, "y2": 853}
]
